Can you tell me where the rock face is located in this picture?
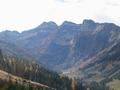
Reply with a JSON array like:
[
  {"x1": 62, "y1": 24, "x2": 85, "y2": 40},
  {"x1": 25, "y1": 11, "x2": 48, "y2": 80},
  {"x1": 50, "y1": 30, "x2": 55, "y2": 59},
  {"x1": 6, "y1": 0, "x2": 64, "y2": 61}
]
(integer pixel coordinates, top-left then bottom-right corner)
[{"x1": 0, "y1": 19, "x2": 120, "y2": 75}]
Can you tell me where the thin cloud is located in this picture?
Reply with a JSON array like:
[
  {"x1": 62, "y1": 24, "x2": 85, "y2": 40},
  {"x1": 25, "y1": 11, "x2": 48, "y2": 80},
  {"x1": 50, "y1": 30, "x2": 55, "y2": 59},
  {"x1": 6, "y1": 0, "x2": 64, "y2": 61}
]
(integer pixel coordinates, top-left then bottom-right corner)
[
  {"x1": 56, "y1": 0, "x2": 85, "y2": 3},
  {"x1": 106, "y1": 0, "x2": 120, "y2": 6},
  {"x1": 56, "y1": 0, "x2": 66, "y2": 3},
  {"x1": 77, "y1": 0, "x2": 86, "y2": 3},
  {"x1": 106, "y1": 2, "x2": 120, "y2": 6}
]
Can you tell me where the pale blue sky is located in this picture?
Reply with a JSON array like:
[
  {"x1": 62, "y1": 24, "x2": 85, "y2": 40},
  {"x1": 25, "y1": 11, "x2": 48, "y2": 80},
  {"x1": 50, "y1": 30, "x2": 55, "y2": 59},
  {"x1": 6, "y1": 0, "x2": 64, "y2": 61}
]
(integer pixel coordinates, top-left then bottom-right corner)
[{"x1": 0, "y1": 0, "x2": 120, "y2": 32}]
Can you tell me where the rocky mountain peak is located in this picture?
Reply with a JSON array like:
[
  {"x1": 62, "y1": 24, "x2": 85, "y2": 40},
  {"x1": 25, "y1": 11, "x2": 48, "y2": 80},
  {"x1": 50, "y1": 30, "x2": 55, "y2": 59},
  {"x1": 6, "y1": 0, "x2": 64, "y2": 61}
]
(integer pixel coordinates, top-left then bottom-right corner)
[
  {"x1": 83, "y1": 19, "x2": 95, "y2": 25},
  {"x1": 81, "y1": 19, "x2": 96, "y2": 30},
  {"x1": 60, "y1": 21, "x2": 80, "y2": 31},
  {"x1": 38, "y1": 21, "x2": 58, "y2": 29}
]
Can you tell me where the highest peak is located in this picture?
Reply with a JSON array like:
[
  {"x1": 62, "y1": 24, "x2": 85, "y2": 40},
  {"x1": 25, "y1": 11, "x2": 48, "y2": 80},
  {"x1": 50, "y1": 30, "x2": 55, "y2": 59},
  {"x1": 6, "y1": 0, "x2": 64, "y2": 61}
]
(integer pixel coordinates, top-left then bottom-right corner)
[
  {"x1": 60, "y1": 21, "x2": 79, "y2": 28},
  {"x1": 59, "y1": 21, "x2": 80, "y2": 30},
  {"x1": 63, "y1": 21, "x2": 76, "y2": 24},
  {"x1": 81, "y1": 19, "x2": 96, "y2": 30},
  {"x1": 40, "y1": 21, "x2": 58, "y2": 27},
  {"x1": 62, "y1": 21, "x2": 78, "y2": 25},
  {"x1": 35, "y1": 21, "x2": 58, "y2": 30},
  {"x1": 83, "y1": 19, "x2": 95, "y2": 25}
]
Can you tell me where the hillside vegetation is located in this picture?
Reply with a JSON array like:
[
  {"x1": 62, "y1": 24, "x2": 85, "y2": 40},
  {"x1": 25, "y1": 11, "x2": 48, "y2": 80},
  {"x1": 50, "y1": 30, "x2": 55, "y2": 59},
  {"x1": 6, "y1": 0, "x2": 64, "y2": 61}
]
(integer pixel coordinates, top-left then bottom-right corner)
[{"x1": 0, "y1": 49, "x2": 81, "y2": 90}]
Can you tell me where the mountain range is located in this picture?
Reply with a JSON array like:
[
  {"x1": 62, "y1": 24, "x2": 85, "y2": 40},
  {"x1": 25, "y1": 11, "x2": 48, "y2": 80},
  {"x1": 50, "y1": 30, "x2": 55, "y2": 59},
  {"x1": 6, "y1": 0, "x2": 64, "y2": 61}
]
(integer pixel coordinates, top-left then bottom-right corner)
[{"x1": 0, "y1": 19, "x2": 120, "y2": 89}]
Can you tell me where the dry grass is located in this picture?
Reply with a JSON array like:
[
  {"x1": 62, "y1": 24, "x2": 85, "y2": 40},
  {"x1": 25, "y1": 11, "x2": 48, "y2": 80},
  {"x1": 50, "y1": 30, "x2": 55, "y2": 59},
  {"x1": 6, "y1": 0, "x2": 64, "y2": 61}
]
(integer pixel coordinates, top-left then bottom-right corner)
[
  {"x1": 106, "y1": 79, "x2": 120, "y2": 90},
  {"x1": 0, "y1": 70, "x2": 55, "y2": 89}
]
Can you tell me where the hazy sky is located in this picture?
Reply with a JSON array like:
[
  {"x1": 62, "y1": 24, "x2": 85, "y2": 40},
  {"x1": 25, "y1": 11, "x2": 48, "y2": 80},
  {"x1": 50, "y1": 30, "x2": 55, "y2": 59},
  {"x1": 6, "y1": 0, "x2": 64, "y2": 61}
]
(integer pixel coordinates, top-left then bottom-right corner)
[{"x1": 0, "y1": 0, "x2": 120, "y2": 32}]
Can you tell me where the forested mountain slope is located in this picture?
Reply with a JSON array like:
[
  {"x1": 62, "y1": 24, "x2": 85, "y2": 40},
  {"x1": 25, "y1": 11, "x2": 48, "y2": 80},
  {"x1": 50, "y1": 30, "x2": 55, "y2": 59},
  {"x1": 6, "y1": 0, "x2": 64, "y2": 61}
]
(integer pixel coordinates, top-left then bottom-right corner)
[{"x1": 0, "y1": 49, "x2": 80, "y2": 90}]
